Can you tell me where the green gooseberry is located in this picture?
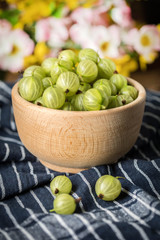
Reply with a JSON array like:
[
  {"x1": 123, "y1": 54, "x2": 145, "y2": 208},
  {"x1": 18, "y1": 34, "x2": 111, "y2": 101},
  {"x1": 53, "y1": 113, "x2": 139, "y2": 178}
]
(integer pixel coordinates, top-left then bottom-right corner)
[
  {"x1": 76, "y1": 59, "x2": 98, "y2": 83},
  {"x1": 42, "y1": 86, "x2": 65, "y2": 109},
  {"x1": 117, "y1": 94, "x2": 134, "y2": 105},
  {"x1": 110, "y1": 73, "x2": 127, "y2": 92},
  {"x1": 42, "y1": 77, "x2": 56, "y2": 89},
  {"x1": 78, "y1": 48, "x2": 99, "y2": 63},
  {"x1": 93, "y1": 79, "x2": 112, "y2": 97},
  {"x1": 108, "y1": 81, "x2": 117, "y2": 95},
  {"x1": 58, "y1": 59, "x2": 73, "y2": 71},
  {"x1": 83, "y1": 88, "x2": 107, "y2": 111},
  {"x1": 119, "y1": 85, "x2": 138, "y2": 100},
  {"x1": 34, "y1": 96, "x2": 44, "y2": 106},
  {"x1": 41, "y1": 57, "x2": 58, "y2": 76},
  {"x1": 58, "y1": 49, "x2": 78, "y2": 65},
  {"x1": 18, "y1": 76, "x2": 44, "y2": 102},
  {"x1": 95, "y1": 175, "x2": 122, "y2": 201},
  {"x1": 93, "y1": 84, "x2": 110, "y2": 108},
  {"x1": 50, "y1": 193, "x2": 76, "y2": 215},
  {"x1": 108, "y1": 95, "x2": 123, "y2": 109},
  {"x1": 50, "y1": 62, "x2": 68, "y2": 82},
  {"x1": 23, "y1": 65, "x2": 46, "y2": 80},
  {"x1": 56, "y1": 71, "x2": 80, "y2": 97},
  {"x1": 65, "y1": 95, "x2": 74, "y2": 102},
  {"x1": 50, "y1": 175, "x2": 72, "y2": 196},
  {"x1": 78, "y1": 82, "x2": 91, "y2": 93},
  {"x1": 61, "y1": 102, "x2": 75, "y2": 111},
  {"x1": 71, "y1": 93, "x2": 86, "y2": 111},
  {"x1": 97, "y1": 58, "x2": 116, "y2": 79}
]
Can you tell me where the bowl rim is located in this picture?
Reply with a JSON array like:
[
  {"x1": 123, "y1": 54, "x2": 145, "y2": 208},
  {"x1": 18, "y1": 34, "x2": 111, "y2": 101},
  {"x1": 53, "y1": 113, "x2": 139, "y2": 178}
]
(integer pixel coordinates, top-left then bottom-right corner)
[{"x1": 12, "y1": 77, "x2": 146, "y2": 116}]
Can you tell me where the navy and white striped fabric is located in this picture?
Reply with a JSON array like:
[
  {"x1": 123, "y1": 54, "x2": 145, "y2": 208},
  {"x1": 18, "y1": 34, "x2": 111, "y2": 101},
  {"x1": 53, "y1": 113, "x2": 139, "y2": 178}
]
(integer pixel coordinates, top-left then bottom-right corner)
[{"x1": 0, "y1": 80, "x2": 160, "y2": 240}]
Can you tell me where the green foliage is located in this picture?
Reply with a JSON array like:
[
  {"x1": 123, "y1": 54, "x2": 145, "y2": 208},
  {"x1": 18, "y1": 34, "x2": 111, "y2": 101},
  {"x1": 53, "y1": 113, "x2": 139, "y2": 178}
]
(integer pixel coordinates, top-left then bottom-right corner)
[
  {"x1": 0, "y1": 9, "x2": 20, "y2": 25},
  {"x1": 51, "y1": 3, "x2": 65, "y2": 18}
]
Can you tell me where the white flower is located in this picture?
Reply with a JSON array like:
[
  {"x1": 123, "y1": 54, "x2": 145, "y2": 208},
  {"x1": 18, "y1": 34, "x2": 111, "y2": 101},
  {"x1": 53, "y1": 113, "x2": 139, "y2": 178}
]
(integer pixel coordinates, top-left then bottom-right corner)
[
  {"x1": 0, "y1": 20, "x2": 12, "y2": 57},
  {"x1": 96, "y1": 25, "x2": 122, "y2": 58},
  {"x1": 0, "y1": 29, "x2": 34, "y2": 72},
  {"x1": 70, "y1": 24, "x2": 122, "y2": 58},
  {"x1": 128, "y1": 25, "x2": 160, "y2": 55}
]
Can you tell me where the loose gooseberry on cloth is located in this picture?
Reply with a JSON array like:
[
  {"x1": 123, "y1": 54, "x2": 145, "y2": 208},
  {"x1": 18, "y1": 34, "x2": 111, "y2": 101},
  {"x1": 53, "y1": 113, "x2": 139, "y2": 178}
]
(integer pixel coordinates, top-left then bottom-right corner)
[
  {"x1": 95, "y1": 175, "x2": 122, "y2": 201},
  {"x1": 50, "y1": 193, "x2": 76, "y2": 215},
  {"x1": 50, "y1": 175, "x2": 72, "y2": 196}
]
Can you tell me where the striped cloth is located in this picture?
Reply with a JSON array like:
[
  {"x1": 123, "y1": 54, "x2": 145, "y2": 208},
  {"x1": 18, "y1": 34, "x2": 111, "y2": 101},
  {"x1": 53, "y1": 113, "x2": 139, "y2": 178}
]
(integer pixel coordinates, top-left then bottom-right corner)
[{"x1": 0, "y1": 80, "x2": 160, "y2": 240}]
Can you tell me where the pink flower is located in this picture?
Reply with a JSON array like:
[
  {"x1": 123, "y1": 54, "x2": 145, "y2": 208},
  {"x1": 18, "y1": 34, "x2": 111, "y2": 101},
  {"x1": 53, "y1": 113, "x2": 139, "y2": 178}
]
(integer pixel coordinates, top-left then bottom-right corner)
[
  {"x1": 35, "y1": 18, "x2": 51, "y2": 42},
  {"x1": 69, "y1": 24, "x2": 94, "y2": 49},
  {"x1": 70, "y1": 8, "x2": 93, "y2": 25},
  {"x1": 35, "y1": 17, "x2": 69, "y2": 48},
  {"x1": 110, "y1": 4, "x2": 132, "y2": 27},
  {"x1": 70, "y1": 6, "x2": 109, "y2": 26},
  {"x1": 0, "y1": 29, "x2": 34, "y2": 72}
]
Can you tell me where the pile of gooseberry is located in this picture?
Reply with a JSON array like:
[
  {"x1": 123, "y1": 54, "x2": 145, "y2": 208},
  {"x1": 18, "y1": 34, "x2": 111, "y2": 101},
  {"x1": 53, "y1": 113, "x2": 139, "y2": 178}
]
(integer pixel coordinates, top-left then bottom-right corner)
[
  {"x1": 49, "y1": 174, "x2": 122, "y2": 215},
  {"x1": 18, "y1": 48, "x2": 138, "y2": 111}
]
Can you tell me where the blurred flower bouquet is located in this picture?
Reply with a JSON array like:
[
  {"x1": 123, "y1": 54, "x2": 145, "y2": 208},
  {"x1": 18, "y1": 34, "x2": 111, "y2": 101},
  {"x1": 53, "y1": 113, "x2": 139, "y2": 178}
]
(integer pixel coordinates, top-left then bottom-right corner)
[{"x1": 0, "y1": 0, "x2": 160, "y2": 77}]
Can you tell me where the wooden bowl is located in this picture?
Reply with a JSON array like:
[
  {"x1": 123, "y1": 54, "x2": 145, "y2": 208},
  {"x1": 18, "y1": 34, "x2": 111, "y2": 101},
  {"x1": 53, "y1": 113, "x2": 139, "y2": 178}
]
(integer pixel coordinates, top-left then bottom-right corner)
[{"x1": 11, "y1": 78, "x2": 146, "y2": 173}]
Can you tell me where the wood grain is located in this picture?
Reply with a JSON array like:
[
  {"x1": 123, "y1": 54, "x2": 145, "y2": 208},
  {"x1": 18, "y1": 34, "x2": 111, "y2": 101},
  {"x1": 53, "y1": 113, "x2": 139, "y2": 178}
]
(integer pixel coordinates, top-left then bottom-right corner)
[{"x1": 11, "y1": 78, "x2": 146, "y2": 173}]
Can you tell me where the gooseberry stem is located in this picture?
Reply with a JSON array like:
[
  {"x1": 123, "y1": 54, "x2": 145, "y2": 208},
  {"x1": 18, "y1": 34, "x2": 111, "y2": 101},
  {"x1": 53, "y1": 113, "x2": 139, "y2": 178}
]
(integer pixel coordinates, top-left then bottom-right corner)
[
  {"x1": 97, "y1": 56, "x2": 101, "y2": 63},
  {"x1": 116, "y1": 176, "x2": 125, "y2": 179},
  {"x1": 101, "y1": 105, "x2": 106, "y2": 110},
  {"x1": 49, "y1": 78, "x2": 53, "y2": 87},
  {"x1": 49, "y1": 209, "x2": 55, "y2": 212}
]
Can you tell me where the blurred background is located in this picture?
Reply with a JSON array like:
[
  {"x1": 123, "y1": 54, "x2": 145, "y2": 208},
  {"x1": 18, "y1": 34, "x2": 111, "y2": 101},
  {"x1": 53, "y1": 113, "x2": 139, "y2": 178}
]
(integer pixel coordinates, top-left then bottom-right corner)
[{"x1": 0, "y1": 0, "x2": 160, "y2": 90}]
